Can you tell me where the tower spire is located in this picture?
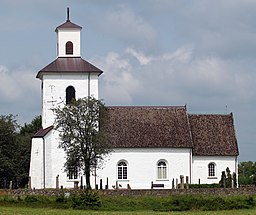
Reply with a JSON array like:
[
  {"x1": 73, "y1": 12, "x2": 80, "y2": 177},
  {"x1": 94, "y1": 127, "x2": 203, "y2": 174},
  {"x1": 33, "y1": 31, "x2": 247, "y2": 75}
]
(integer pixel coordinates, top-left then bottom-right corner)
[{"x1": 67, "y1": 7, "x2": 70, "y2": 21}]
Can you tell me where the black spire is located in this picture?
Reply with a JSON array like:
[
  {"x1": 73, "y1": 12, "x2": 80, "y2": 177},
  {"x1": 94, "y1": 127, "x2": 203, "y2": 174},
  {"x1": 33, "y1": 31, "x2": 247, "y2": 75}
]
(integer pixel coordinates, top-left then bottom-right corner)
[{"x1": 67, "y1": 7, "x2": 70, "y2": 21}]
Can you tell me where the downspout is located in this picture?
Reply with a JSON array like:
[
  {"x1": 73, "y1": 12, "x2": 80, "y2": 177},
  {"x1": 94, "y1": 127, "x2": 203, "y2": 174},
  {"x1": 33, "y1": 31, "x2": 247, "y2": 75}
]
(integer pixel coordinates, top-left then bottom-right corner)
[
  {"x1": 43, "y1": 137, "x2": 46, "y2": 189},
  {"x1": 235, "y1": 156, "x2": 238, "y2": 187},
  {"x1": 185, "y1": 105, "x2": 193, "y2": 184},
  {"x1": 189, "y1": 149, "x2": 192, "y2": 184},
  {"x1": 88, "y1": 72, "x2": 91, "y2": 97}
]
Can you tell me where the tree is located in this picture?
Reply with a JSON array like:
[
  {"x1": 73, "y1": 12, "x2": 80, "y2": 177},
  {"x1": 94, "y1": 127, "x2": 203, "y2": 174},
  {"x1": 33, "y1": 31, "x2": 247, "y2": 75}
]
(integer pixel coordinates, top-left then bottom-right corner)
[
  {"x1": 0, "y1": 115, "x2": 41, "y2": 188},
  {"x1": 54, "y1": 97, "x2": 110, "y2": 189},
  {"x1": 238, "y1": 161, "x2": 256, "y2": 185},
  {"x1": 0, "y1": 115, "x2": 18, "y2": 188}
]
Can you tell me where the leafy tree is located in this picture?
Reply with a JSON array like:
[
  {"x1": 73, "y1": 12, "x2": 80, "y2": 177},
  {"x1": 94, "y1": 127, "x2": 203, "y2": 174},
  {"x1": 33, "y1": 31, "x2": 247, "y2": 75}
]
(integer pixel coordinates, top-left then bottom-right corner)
[
  {"x1": 0, "y1": 115, "x2": 41, "y2": 188},
  {"x1": 0, "y1": 115, "x2": 18, "y2": 188},
  {"x1": 20, "y1": 115, "x2": 41, "y2": 135},
  {"x1": 238, "y1": 161, "x2": 256, "y2": 185},
  {"x1": 54, "y1": 97, "x2": 110, "y2": 189}
]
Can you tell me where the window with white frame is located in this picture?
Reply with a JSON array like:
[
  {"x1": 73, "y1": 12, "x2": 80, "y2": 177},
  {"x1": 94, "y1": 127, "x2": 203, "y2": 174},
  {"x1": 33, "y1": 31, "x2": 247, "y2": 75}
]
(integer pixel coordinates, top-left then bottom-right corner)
[
  {"x1": 208, "y1": 162, "x2": 216, "y2": 177},
  {"x1": 157, "y1": 160, "x2": 167, "y2": 180},
  {"x1": 117, "y1": 161, "x2": 127, "y2": 180},
  {"x1": 67, "y1": 166, "x2": 78, "y2": 180}
]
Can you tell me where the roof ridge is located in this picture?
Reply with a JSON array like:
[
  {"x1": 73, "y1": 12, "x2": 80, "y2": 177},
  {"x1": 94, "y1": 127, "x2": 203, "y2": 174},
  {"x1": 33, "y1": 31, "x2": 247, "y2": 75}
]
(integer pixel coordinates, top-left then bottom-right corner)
[{"x1": 107, "y1": 105, "x2": 186, "y2": 109}]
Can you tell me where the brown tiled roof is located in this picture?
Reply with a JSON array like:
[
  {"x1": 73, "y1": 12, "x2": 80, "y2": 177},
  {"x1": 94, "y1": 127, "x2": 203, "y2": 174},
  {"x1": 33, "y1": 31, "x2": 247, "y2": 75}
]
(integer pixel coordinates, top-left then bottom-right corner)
[
  {"x1": 105, "y1": 106, "x2": 193, "y2": 148},
  {"x1": 33, "y1": 126, "x2": 53, "y2": 138},
  {"x1": 188, "y1": 114, "x2": 239, "y2": 156},
  {"x1": 36, "y1": 57, "x2": 103, "y2": 79},
  {"x1": 55, "y1": 20, "x2": 82, "y2": 32}
]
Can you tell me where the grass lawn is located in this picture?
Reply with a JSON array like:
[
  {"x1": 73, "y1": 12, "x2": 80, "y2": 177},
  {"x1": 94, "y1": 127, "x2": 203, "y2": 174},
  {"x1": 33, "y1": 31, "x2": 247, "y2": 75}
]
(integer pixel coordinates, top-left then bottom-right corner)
[{"x1": 0, "y1": 207, "x2": 256, "y2": 215}]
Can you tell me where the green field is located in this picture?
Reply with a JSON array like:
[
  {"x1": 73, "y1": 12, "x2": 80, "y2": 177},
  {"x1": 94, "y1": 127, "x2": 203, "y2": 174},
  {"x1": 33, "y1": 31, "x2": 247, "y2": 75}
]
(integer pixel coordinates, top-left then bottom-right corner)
[{"x1": 0, "y1": 206, "x2": 256, "y2": 215}]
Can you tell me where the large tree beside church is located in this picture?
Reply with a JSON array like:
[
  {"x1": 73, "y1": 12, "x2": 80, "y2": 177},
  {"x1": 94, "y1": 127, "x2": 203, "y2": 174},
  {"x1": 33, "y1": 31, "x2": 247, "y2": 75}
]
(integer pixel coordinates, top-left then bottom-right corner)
[
  {"x1": 0, "y1": 115, "x2": 41, "y2": 188},
  {"x1": 53, "y1": 97, "x2": 110, "y2": 189}
]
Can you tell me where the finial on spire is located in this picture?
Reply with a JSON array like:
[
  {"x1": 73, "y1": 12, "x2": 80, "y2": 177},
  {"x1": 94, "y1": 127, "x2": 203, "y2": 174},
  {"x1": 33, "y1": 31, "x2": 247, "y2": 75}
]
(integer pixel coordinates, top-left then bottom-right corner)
[{"x1": 67, "y1": 7, "x2": 70, "y2": 21}]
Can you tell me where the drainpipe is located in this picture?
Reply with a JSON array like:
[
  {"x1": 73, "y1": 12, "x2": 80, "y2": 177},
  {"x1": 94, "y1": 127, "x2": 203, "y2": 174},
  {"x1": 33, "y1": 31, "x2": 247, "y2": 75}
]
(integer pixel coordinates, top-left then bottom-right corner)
[
  {"x1": 88, "y1": 72, "x2": 91, "y2": 97},
  {"x1": 43, "y1": 137, "x2": 46, "y2": 189},
  {"x1": 189, "y1": 148, "x2": 192, "y2": 184}
]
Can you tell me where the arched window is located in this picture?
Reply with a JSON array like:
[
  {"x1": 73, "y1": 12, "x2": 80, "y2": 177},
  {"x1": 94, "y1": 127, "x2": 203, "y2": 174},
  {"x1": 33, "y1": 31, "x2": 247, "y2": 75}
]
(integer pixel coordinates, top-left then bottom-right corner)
[
  {"x1": 66, "y1": 41, "x2": 73, "y2": 55},
  {"x1": 208, "y1": 162, "x2": 216, "y2": 177},
  {"x1": 66, "y1": 86, "x2": 76, "y2": 104},
  {"x1": 157, "y1": 160, "x2": 167, "y2": 179},
  {"x1": 67, "y1": 166, "x2": 78, "y2": 180},
  {"x1": 117, "y1": 161, "x2": 127, "y2": 180}
]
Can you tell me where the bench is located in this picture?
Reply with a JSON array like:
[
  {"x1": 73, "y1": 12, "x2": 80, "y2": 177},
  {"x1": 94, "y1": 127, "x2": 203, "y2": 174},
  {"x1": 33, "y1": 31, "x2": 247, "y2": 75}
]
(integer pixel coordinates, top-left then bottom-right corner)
[{"x1": 151, "y1": 181, "x2": 164, "y2": 189}]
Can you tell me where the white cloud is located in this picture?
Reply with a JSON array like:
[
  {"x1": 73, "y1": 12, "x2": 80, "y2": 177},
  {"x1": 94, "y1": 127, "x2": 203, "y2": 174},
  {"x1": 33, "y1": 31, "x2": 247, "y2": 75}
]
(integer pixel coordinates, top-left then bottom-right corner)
[
  {"x1": 100, "y1": 5, "x2": 157, "y2": 48},
  {"x1": 96, "y1": 44, "x2": 256, "y2": 112},
  {"x1": 125, "y1": 48, "x2": 152, "y2": 65},
  {"x1": 0, "y1": 65, "x2": 40, "y2": 123}
]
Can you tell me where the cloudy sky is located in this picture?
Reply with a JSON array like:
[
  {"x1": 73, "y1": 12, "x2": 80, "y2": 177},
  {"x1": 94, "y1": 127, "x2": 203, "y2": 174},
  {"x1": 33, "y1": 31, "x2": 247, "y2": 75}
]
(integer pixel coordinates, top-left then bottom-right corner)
[{"x1": 0, "y1": 0, "x2": 255, "y2": 162}]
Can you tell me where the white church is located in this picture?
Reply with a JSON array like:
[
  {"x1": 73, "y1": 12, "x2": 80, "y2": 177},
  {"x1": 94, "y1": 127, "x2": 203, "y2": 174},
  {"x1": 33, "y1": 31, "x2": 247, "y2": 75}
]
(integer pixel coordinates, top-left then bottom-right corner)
[{"x1": 29, "y1": 11, "x2": 239, "y2": 190}]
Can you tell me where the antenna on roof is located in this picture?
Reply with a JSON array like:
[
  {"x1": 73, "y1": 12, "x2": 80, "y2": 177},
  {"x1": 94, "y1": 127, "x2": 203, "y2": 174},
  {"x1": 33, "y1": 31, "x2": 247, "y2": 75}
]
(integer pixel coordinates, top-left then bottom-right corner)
[{"x1": 67, "y1": 7, "x2": 70, "y2": 21}]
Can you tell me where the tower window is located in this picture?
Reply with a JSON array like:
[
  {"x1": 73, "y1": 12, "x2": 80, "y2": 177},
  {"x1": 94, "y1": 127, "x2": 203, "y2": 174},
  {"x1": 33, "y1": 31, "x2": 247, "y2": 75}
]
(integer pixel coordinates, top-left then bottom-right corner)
[
  {"x1": 66, "y1": 41, "x2": 73, "y2": 55},
  {"x1": 66, "y1": 86, "x2": 76, "y2": 104}
]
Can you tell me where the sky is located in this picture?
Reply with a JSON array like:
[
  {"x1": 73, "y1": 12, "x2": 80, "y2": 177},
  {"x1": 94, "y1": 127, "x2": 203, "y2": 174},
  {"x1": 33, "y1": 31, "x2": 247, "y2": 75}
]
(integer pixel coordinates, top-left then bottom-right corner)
[{"x1": 0, "y1": 0, "x2": 255, "y2": 162}]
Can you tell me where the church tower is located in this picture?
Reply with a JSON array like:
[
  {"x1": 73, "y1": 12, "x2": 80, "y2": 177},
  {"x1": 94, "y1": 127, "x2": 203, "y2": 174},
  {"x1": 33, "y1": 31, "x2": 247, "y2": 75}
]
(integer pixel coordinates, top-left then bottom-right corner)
[
  {"x1": 29, "y1": 9, "x2": 103, "y2": 189},
  {"x1": 36, "y1": 9, "x2": 103, "y2": 128}
]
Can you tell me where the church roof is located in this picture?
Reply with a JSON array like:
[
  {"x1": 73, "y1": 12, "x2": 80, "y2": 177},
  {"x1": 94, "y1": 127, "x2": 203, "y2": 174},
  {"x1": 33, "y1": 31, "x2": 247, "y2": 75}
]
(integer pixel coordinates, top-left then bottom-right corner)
[
  {"x1": 33, "y1": 126, "x2": 53, "y2": 138},
  {"x1": 105, "y1": 106, "x2": 193, "y2": 149},
  {"x1": 36, "y1": 57, "x2": 103, "y2": 79},
  {"x1": 55, "y1": 20, "x2": 82, "y2": 32},
  {"x1": 104, "y1": 106, "x2": 239, "y2": 156},
  {"x1": 188, "y1": 114, "x2": 239, "y2": 156}
]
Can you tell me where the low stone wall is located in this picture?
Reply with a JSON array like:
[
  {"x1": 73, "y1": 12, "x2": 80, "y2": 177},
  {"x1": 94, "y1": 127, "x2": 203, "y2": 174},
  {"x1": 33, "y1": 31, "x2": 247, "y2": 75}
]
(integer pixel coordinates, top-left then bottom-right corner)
[{"x1": 6, "y1": 186, "x2": 256, "y2": 197}]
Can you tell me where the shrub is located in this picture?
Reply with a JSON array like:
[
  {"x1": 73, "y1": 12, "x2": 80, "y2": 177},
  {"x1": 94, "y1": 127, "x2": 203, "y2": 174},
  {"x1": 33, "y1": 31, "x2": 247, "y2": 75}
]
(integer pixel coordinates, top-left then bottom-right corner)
[{"x1": 70, "y1": 191, "x2": 101, "y2": 210}]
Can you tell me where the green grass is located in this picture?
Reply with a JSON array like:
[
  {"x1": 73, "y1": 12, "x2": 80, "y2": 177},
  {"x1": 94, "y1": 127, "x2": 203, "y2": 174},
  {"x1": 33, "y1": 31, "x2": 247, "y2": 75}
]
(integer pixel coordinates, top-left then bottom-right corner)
[
  {"x1": 0, "y1": 206, "x2": 256, "y2": 215},
  {"x1": 0, "y1": 193, "x2": 255, "y2": 214}
]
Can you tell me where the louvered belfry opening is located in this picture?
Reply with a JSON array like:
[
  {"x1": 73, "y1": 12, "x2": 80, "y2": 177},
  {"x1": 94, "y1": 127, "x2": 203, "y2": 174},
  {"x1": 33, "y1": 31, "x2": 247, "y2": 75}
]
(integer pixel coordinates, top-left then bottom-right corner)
[{"x1": 66, "y1": 41, "x2": 73, "y2": 55}]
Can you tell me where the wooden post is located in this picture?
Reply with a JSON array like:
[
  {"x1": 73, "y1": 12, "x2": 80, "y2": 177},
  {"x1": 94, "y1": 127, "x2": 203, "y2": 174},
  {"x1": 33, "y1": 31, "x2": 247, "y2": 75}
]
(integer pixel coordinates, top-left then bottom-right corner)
[
  {"x1": 175, "y1": 178, "x2": 178, "y2": 189},
  {"x1": 186, "y1": 176, "x2": 189, "y2": 189},
  {"x1": 9, "y1": 181, "x2": 12, "y2": 190}
]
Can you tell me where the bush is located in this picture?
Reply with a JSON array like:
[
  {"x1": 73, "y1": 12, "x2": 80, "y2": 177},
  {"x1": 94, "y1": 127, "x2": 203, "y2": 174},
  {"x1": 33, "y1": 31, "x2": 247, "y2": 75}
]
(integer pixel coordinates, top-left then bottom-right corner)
[{"x1": 70, "y1": 191, "x2": 101, "y2": 210}]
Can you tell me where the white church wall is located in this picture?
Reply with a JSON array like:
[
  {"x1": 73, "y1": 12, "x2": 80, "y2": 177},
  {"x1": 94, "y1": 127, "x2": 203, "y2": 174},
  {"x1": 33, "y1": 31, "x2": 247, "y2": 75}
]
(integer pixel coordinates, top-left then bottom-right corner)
[
  {"x1": 42, "y1": 74, "x2": 98, "y2": 128},
  {"x1": 192, "y1": 156, "x2": 238, "y2": 184},
  {"x1": 94, "y1": 148, "x2": 191, "y2": 189},
  {"x1": 29, "y1": 138, "x2": 44, "y2": 189},
  {"x1": 57, "y1": 29, "x2": 80, "y2": 57}
]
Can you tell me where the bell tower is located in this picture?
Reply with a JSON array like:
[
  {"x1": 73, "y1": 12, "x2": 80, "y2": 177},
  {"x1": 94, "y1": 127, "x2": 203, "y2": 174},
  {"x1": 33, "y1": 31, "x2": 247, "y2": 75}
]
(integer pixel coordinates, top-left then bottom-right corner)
[
  {"x1": 56, "y1": 8, "x2": 82, "y2": 57},
  {"x1": 36, "y1": 9, "x2": 103, "y2": 128}
]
